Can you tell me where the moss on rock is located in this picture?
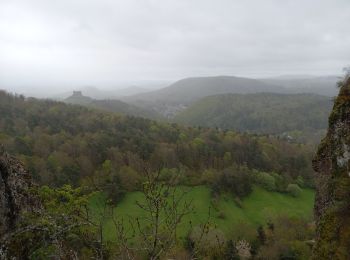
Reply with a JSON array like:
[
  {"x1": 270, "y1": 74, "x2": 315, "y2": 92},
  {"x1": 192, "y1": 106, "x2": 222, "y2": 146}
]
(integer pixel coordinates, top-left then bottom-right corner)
[{"x1": 312, "y1": 75, "x2": 350, "y2": 259}]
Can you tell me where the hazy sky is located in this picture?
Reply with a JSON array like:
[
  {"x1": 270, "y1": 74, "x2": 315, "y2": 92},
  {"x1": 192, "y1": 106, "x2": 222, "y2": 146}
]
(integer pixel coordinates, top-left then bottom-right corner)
[{"x1": 1, "y1": 0, "x2": 349, "y2": 91}]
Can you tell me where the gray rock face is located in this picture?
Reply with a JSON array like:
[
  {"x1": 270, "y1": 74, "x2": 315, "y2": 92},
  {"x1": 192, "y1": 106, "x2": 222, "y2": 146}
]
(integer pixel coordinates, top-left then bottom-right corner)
[
  {"x1": 312, "y1": 75, "x2": 350, "y2": 259},
  {"x1": 0, "y1": 147, "x2": 36, "y2": 237}
]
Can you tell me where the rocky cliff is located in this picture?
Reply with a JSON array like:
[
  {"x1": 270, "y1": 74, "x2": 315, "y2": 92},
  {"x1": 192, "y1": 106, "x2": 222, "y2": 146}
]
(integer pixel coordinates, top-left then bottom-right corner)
[
  {"x1": 0, "y1": 146, "x2": 37, "y2": 237},
  {"x1": 313, "y1": 75, "x2": 350, "y2": 259}
]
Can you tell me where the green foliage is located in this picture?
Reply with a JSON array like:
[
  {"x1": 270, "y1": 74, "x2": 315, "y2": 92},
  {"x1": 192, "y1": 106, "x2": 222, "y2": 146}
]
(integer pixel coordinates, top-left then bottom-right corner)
[
  {"x1": 0, "y1": 90, "x2": 318, "y2": 258},
  {"x1": 255, "y1": 216, "x2": 314, "y2": 259},
  {"x1": 91, "y1": 186, "x2": 315, "y2": 242},
  {"x1": 255, "y1": 171, "x2": 276, "y2": 191},
  {"x1": 133, "y1": 170, "x2": 194, "y2": 259},
  {"x1": 296, "y1": 175, "x2": 305, "y2": 188},
  {"x1": 0, "y1": 90, "x2": 315, "y2": 196},
  {"x1": 175, "y1": 93, "x2": 331, "y2": 136},
  {"x1": 117, "y1": 166, "x2": 142, "y2": 191},
  {"x1": 287, "y1": 184, "x2": 303, "y2": 197},
  {"x1": 200, "y1": 169, "x2": 219, "y2": 185},
  {"x1": 3, "y1": 185, "x2": 104, "y2": 259},
  {"x1": 91, "y1": 160, "x2": 126, "y2": 204},
  {"x1": 188, "y1": 226, "x2": 227, "y2": 258},
  {"x1": 212, "y1": 165, "x2": 253, "y2": 198}
]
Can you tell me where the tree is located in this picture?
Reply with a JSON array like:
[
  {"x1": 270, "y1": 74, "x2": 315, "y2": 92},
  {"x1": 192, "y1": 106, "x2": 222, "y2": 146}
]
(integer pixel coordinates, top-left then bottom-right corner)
[
  {"x1": 212, "y1": 166, "x2": 253, "y2": 198},
  {"x1": 188, "y1": 226, "x2": 226, "y2": 259},
  {"x1": 255, "y1": 171, "x2": 276, "y2": 191},
  {"x1": 117, "y1": 166, "x2": 141, "y2": 191},
  {"x1": 135, "y1": 166, "x2": 193, "y2": 259},
  {"x1": 96, "y1": 160, "x2": 126, "y2": 204}
]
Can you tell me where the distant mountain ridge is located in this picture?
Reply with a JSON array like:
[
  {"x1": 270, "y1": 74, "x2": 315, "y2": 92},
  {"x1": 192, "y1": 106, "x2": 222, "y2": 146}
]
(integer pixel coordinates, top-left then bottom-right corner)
[
  {"x1": 49, "y1": 75, "x2": 339, "y2": 120},
  {"x1": 122, "y1": 75, "x2": 338, "y2": 117},
  {"x1": 125, "y1": 76, "x2": 284, "y2": 104},
  {"x1": 64, "y1": 91, "x2": 161, "y2": 119}
]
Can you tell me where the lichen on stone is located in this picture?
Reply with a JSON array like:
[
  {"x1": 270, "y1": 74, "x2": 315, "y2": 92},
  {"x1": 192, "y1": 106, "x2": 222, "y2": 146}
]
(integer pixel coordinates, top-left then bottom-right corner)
[{"x1": 336, "y1": 143, "x2": 350, "y2": 168}]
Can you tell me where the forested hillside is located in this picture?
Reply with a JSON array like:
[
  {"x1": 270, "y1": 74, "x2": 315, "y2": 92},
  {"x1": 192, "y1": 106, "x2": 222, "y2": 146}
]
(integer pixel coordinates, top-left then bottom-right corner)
[
  {"x1": 175, "y1": 93, "x2": 332, "y2": 137},
  {"x1": 0, "y1": 90, "x2": 316, "y2": 258},
  {"x1": 123, "y1": 76, "x2": 284, "y2": 117},
  {"x1": 0, "y1": 90, "x2": 315, "y2": 190},
  {"x1": 122, "y1": 75, "x2": 337, "y2": 118}
]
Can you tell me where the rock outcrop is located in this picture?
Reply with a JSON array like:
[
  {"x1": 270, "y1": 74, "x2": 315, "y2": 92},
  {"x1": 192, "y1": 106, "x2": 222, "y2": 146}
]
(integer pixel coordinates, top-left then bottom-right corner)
[
  {"x1": 0, "y1": 146, "x2": 37, "y2": 237},
  {"x1": 313, "y1": 75, "x2": 350, "y2": 259}
]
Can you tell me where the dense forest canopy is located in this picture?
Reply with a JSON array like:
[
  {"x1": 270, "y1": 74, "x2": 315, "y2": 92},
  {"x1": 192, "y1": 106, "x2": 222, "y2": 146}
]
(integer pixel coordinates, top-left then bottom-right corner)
[
  {"x1": 120, "y1": 75, "x2": 337, "y2": 119},
  {"x1": 0, "y1": 90, "x2": 314, "y2": 190},
  {"x1": 175, "y1": 93, "x2": 331, "y2": 140}
]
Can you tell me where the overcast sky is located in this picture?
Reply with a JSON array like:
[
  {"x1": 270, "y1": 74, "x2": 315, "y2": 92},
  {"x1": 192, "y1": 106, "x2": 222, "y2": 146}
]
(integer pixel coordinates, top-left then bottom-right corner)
[{"x1": 0, "y1": 0, "x2": 349, "y2": 92}]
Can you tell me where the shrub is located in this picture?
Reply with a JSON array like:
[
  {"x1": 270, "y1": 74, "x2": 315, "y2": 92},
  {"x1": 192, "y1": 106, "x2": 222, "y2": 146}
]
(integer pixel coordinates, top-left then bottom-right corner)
[
  {"x1": 188, "y1": 227, "x2": 227, "y2": 258},
  {"x1": 286, "y1": 184, "x2": 302, "y2": 197},
  {"x1": 218, "y1": 211, "x2": 226, "y2": 219},
  {"x1": 270, "y1": 172, "x2": 287, "y2": 191},
  {"x1": 200, "y1": 169, "x2": 219, "y2": 185},
  {"x1": 117, "y1": 166, "x2": 141, "y2": 191},
  {"x1": 256, "y1": 172, "x2": 276, "y2": 191}
]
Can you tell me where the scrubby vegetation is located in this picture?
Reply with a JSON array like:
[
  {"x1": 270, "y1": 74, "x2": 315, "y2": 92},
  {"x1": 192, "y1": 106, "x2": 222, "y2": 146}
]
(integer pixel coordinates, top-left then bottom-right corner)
[{"x1": 3, "y1": 183, "x2": 314, "y2": 259}]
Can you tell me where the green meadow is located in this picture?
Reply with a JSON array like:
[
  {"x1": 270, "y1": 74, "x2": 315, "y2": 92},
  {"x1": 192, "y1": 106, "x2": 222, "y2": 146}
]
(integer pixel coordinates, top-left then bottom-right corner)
[{"x1": 89, "y1": 186, "x2": 315, "y2": 241}]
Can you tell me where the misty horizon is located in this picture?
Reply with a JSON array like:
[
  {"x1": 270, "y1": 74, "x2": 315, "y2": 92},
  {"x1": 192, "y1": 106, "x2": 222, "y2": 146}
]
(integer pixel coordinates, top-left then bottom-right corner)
[
  {"x1": 1, "y1": 0, "x2": 349, "y2": 95},
  {"x1": 0, "y1": 73, "x2": 341, "y2": 99}
]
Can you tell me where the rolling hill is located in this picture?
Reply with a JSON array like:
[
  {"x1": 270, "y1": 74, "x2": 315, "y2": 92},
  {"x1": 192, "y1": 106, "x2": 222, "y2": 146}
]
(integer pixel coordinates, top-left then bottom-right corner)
[
  {"x1": 125, "y1": 76, "x2": 284, "y2": 104},
  {"x1": 174, "y1": 93, "x2": 332, "y2": 135},
  {"x1": 123, "y1": 75, "x2": 338, "y2": 118}
]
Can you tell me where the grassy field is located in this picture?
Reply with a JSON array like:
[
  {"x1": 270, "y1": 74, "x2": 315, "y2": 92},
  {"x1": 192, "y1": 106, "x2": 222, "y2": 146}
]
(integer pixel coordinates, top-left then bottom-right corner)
[{"x1": 89, "y1": 186, "x2": 315, "y2": 241}]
